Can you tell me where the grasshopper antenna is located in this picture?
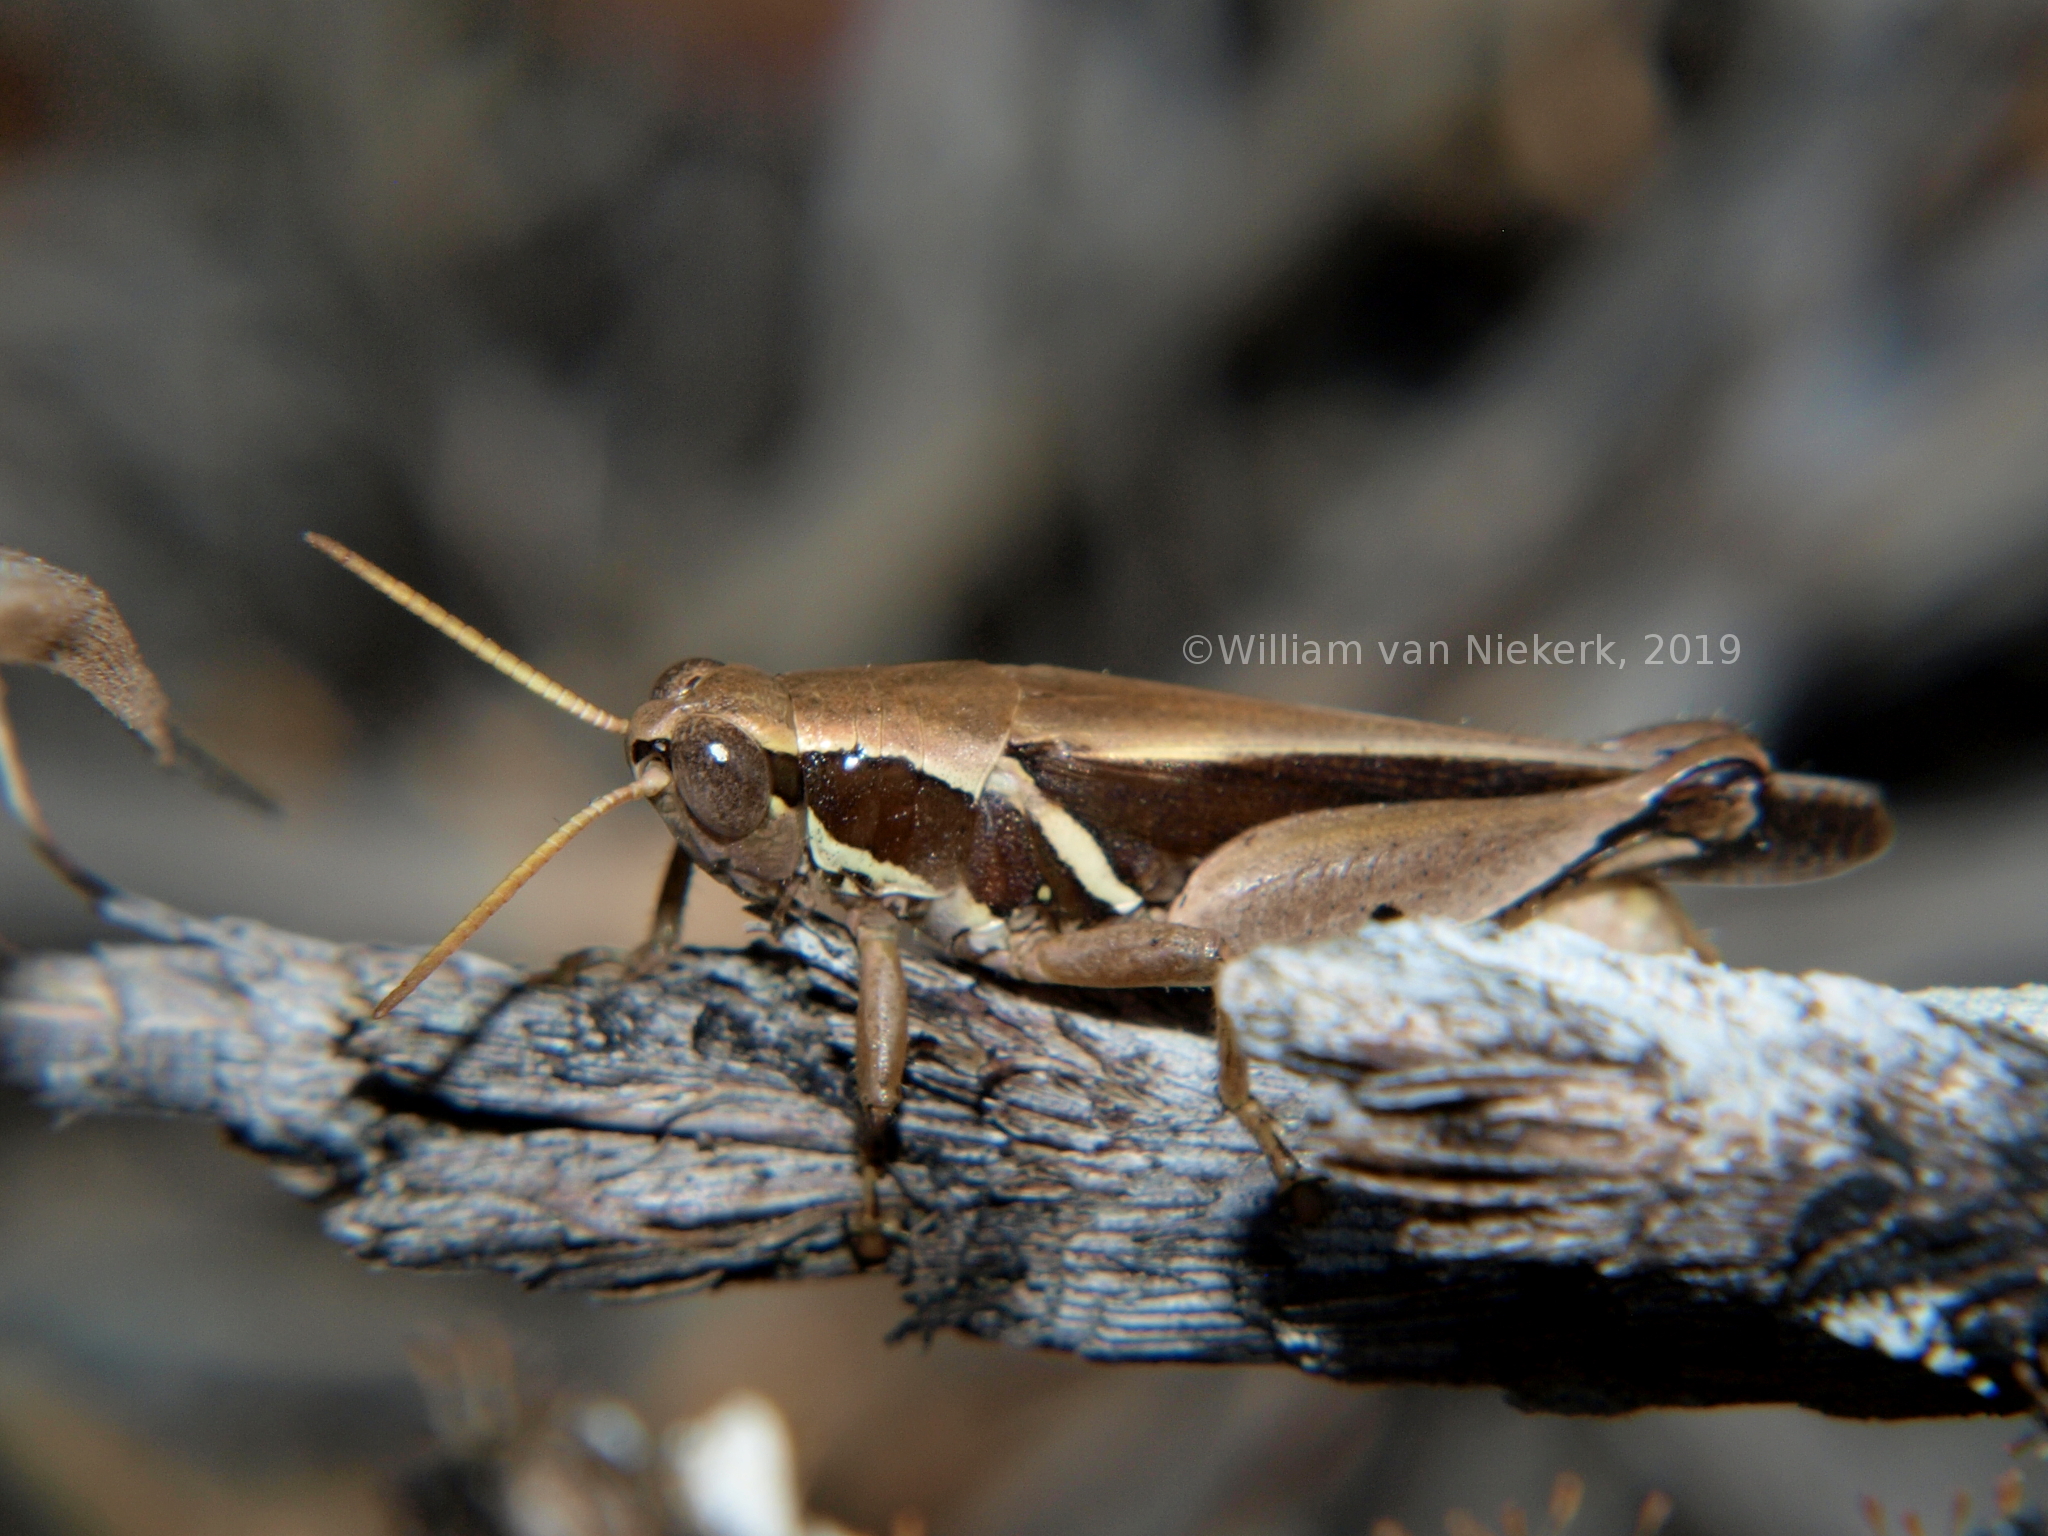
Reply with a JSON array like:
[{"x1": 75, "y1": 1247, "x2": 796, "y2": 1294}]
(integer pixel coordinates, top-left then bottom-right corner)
[
  {"x1": 303, "y1": 533, "x2": 628, "y2": 734},
  {"x1": 373, "y1": 758, "x2": 673, "y2": 1017}
]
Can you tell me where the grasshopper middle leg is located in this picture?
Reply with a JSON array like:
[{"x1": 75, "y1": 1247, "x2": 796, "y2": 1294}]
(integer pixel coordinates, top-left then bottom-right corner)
[{"x1": 849, "y1": 904, "x2": 911, "y2": 1259}]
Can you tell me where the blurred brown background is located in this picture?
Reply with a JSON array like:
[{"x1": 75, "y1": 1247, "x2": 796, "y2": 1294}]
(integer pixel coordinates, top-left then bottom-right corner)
[{"x1": 2, "y1": 0, "x2": 2047, "y2": 1531}]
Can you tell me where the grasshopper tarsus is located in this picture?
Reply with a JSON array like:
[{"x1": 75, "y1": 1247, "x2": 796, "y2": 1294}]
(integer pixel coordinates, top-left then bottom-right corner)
[
  {"x1": 848, "y1": 1226, "x2": 892, "y2": 1267},
  {"x1": 848, "y1": 1165, "x2": 906, "y2": 1265},
  {"x1": 527, "y1": 946, "x2": 621, "y2": 990}
]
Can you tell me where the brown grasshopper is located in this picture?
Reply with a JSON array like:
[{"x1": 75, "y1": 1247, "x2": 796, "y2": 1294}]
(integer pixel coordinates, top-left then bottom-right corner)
[{"x1": 307, "y1": 535, "x2": 1891, "y2": 1247}]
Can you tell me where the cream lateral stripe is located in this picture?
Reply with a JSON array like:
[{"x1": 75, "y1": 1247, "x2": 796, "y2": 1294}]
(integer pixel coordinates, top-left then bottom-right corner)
[
  {"x1": 371, "y1": 770, "x2": 666, "y2": 1018},
  {"x1": 987, "y1": 758, "x2": 1143, "y2": 914},
  {"x1": 804, "y1": 809, "x2": 941, "y2": 899},
  {"x1": 304, "y1": 533, "x2": 628, "y2": 734}
]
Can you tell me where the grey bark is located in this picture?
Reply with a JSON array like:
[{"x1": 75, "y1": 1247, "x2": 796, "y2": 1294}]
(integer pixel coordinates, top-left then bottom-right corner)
[{"x1": 4, "y1": 893, "x2": 2045, "y2": 1419}]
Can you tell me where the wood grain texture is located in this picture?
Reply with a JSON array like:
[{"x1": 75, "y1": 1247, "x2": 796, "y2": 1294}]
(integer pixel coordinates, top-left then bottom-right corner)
[{"x1": 4, "y1": 893, "x2": 2044, "y2": 1419}]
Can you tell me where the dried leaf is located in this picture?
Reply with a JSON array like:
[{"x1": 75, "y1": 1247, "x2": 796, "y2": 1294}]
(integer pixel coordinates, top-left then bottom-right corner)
[
  {"x1": 0, "y1": 548, "x2": 273, "y2": 897},
  {"x1": 0, "y1": 548, "x2": 176, "y2": 764}
]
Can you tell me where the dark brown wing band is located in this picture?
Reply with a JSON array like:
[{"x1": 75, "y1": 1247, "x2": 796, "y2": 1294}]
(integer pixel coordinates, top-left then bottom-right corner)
[{"x1": 1664, "y1": 771, "x2": 1893, "y2": 884}]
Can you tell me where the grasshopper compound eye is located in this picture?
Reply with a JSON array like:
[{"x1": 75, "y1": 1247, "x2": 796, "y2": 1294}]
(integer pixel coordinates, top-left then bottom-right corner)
[{"x1": 670, "y1": 717, "x2": 772, "y2": 842}]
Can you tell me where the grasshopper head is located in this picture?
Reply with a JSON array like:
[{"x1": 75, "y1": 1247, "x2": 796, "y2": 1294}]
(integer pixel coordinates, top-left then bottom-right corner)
[{"x1": 627, "y1": 661, "x2": 803, "y2": 896}]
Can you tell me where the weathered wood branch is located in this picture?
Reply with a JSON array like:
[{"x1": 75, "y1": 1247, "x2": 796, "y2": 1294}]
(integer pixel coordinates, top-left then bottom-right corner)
[{"x1": 4, "y1": 894, "x2": 2046, "y2": 1418}]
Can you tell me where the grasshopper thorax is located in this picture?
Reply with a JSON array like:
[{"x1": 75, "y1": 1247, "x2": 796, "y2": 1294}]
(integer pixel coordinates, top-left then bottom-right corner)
[{"x1": 627, "y1": 660, "x2": 805, "y2": 895}]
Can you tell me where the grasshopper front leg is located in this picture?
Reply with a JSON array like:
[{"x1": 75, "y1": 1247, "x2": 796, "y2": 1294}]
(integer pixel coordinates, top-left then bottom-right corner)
[
  {"x1": 532, "y1": 846, "x2": 694, "y2": 993},
  {"x1": 646, "y1": 845, "x2": 692, "y2": 954}
]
